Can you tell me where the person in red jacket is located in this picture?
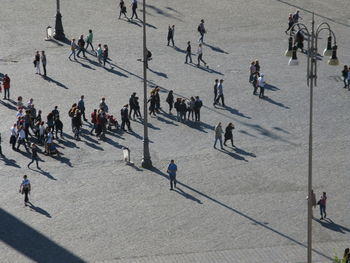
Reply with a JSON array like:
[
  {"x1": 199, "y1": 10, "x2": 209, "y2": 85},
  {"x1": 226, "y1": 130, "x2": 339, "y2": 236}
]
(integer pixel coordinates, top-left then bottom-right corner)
[{"x1": 3, "y1": 74, "x2": 10, "y2": 100}]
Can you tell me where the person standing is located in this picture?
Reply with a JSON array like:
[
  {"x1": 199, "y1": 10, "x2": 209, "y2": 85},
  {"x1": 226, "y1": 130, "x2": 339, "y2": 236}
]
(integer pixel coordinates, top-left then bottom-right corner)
[
  {"x1": 148, "y1": 92, "x2": 157, "y2": 116},
  {"x1": 16, "y1": 125, "x2": 28, "y2": 151},
  {"x1": 198, "y1": 19, "x2": 206, "y2": 43},
  {"x1": 215, "y1": 79, "x2": 225, "y2": 106},
  {"x1": 285, "y1": 13, "x2": 294, "y2": 34},
  {"x1": 129, "y1": 92, "x2": 137, "y2": 119},
  {"x1": 28, "y1": 143, "x2": 40, "y2": 169},
  {"x1": 166, "y1": 90, "x2": 174, "y2": 114},
  {"x1": 185, "y1": 41, "x2": 192, "y2": 64},
  {"x1": 103, "y1": 44, "x2": 109, "y2": 67},
  {"x1": 41, "y1": 51, "x2": 47, "y2": 76},
  {"x1": 77, "y1": 35, "x2": 86, "y2": 58},
  {"x1": 194, "y1": 96, "x2": 203, "y2": 122},
  {"x1": 54, "y1": 116, "x2": 63, "y2": 139},
  {"x1": 121, "y1": 104, "x2": 132, "y2": 131},
  {"x1": 258, "y1": 74, "x2": 266, "y2": 98},
  {"x1": 167, "y1": 160, "x2": 177, "y2": 190},
  {"x1": 224, "y1": 123, "x2": 235, "y2": 147},
  {"x1": 2, "y1": 74, "x2": 10, "y2": 100},
  {"x1": 174, "y1": 98, "x2": 181, "y2": 121},
  {"x1": 85, "y1": 29, "x2": 94, "y2": 51},
  {"x1": 342, "y1": 65, "x2": 348, "y2": 89},
  {"x1": 154, "y1": 88, "x2": 161, "y2": 113},
  {"x1": 167, "y1": 25, "x2": 175, "y2": 47},
  {"x1": 99, "y1": 97, "x2": 109, "y2": 113},
  {"x1": 134, "y1": 97, "x2": 142, "y2": 119},
  {"x1": 214, "y1": 122, "x2": 224, "y2": 149},
  {"x1": 10, "y1": 123, "x2": 17, "y2": 150},
  {"x1": 249, "y1": 61, "x2": 256, "y2": 83},
  {"x1": 119, "y1": 0, "x2": 128, "y2": 19},
  {"x1": 213, "y1": 79, "x2": 218, "y2": 104},
  {"x1": 130, "y1": 0, "x2": 138, "y2": 20},
  {"x1": 197, "y1": 43, "x2": 207, "y2": 67},
  {"x1": 96, "y1": 44, "x2": 103, "y2": 64},
  {"x1": 19, "y1": 175, "x2": 31, "y2": 206},
  {"x1": 34, "y1": 51, "x2": 41, "y2": 74},
  {"x1": 252, "y1": 72, "x2": 259, "y2": 95},
  {"x1": 187, "y1": 97, "x2": 195, "y2": 121},
  {"x1": 78, "y1": 95, "x2": 88, "y2": 122},
  {"x1": 68, "y1": 38, "x2": 77, "y2": 60},
  {"x1": 90, "y1": 109, "x2": 97, "y2": 134},
  {"x1": 318, "y1": 192, "x2": 327, "y2": 220},
  {"x1": 179, "y1": 99, "x2": 187, "y2": 122}
]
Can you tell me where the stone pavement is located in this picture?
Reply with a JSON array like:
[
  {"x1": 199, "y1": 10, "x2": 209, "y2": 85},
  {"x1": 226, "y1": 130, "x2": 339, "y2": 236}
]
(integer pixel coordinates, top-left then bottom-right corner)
[{"x1": 1, "y1": 0, "x2": 350, "y2": 262}]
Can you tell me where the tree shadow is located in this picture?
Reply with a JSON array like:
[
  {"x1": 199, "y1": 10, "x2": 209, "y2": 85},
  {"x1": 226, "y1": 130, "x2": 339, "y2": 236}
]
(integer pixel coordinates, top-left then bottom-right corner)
[
  {"x1": 148, "y1": 68, "x2": 168, "y2": 78},
  {"x1": 0, "y1": 99, "x2": 17, "y2": 110},
  {"x1": 0, "y1": 208, "x2": 86, "y2": 262},
  {"x1": 42, "y1": 76, "x2": 68, "y2": 89},
  {"x1": 0, "y1": 155, "x2": 21, "y2": 168},
  {"x1": 28, "y1": 202, "x2": 52, "y2": 218},
  {"x1": 215, "y1": 105, "x2": 251, "y2": 119},
  {"x1": 315, "y1": 218, "x2": 350, "y2": 234},
  {"x1": 203, "y1": 43, "x2": 229, "y2": 54},
  {"x1": 173, "y1": 187, "x2": 202, "y2": 204},
  {"x1": 188, "y1": 63, "x2": 224, "y2": 76},
  {"x1": 264, "y1": 83, "x2": 280, "y2": 91},
  {"x1": 149, "y1": 167, "x2": 332, "y2": 261},
  {"x1": 263, "y1": 96, "x2": 290, "y2": 109}
]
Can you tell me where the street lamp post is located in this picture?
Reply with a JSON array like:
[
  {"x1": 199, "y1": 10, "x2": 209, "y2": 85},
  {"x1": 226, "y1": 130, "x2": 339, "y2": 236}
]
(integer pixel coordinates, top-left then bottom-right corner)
[
  {"x1": 141, "y1": 0, "x2": 152, "y2": 168},
  {"x1": 54, "y1": 0, "x2": 65, "y2": 40},
  {"x1": 286, "y1": 13, "x2": 338, "y2": 263}
]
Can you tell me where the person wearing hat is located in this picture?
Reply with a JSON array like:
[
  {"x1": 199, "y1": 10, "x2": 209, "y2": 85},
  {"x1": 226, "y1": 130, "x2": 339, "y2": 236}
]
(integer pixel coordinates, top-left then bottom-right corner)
[
  {"x1": 257, "y1": 73, "x2": 266, "y2": 98},
  {"x1": 28, "y1": 143, "x2": 40, "y2": 169}
]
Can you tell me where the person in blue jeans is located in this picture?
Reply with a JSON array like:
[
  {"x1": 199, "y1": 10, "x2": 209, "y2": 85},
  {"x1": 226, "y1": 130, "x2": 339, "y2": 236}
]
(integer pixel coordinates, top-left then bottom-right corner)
[
  {"x1": 167, "y1": 160, "x2": 177, "y2": 190},
  {"x1": 318, "y1": 192, "x2": 327, "y2": 220}
]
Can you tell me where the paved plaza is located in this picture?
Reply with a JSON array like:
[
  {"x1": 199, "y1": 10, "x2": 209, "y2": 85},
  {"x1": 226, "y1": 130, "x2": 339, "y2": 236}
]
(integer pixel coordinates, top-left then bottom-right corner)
[{"x1": 1, "y1": 0, "x2": 350, "y2": 262}]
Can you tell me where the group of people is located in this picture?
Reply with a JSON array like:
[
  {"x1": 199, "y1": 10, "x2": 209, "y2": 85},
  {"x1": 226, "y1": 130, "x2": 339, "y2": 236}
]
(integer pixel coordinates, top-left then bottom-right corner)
[
  {"x1": 33, "y1": 51, "x2": 47, "y2": 76},
  {"x1": 249, "y1": 60, "x2": 266, "y2": 98}
]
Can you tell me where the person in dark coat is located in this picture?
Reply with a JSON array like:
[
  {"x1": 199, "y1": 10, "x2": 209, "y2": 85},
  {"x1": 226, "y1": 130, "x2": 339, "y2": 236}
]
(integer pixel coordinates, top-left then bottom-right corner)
[
  {"x1": 224, "y1": 123, "x2": 235, "y2": 147},
  {"x1": 128, "y1": 92, "x2": 137, "y2": 119},
  {"x1": 167, "y1": 25, "x2": 175, "y2": 46},
  {"x1": 120, "y1": 104, "x2": 132, "y2": 131},
  {"x1": 148, "y1": 92, "x2": 157, "y2": 116},
  {"x1": 342, "y1": 65, "x2": 348, "y2": 89},
  {"x1": 154, "y1": 88, "x2": 161, "y2": 113},
  {"x1": 174, "y1": 98, "x2": 181, "y2": 121},
  {"x1": 185, "y1": 41, "x2": 192, "y2": 64},
  {"x1": 213, "y1": 79, "x2": 218, "y2": 103},
  {"x1": 295, "y1": 31, "x2": 304, "y2": 52},
  {"x1": 119, "y1": 0, "x2": 128, "y2": 19},
  {"x1": 72, "y1": 109, "x2": 82, "y2": 140},
  {"x1": 179, "y1": 99, "x2": 187, "y2": 122},
  {"x1": 54, "y1": 116, "x2": 63, "y2": 139},
  {"x1": 27, "y1": 143, "x2": 40, "y2": 169},
  {"x1": 133, "y1": 97, "x2": 142, "y2": 119},
  {"x1": 194, "y1": 96, "x2": 203, "y2": 122},
  {"x1": 77, "y1": 35, "x2": 86, "y2": 58},
  {"x1": 166, "y1": 90, "x2": 174, "y2": 114}
]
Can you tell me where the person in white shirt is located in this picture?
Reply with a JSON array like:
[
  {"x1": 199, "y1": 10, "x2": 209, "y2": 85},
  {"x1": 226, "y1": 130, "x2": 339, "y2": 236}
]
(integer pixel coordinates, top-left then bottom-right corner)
[
  {"x1": 16, "y1": 125, "x2": 28, "y2": 151},
  {"x1": 10, "y1": 123, "x2": 17, "y2": 150},
  {"x1": 197, "y1": 43, "x2": 207, "y2": 67},
  {"x1": 19, "y1": 175, "x2": 31, "y2": 206},
  {"x1": 258, "y1": 74, "x2": 266, "y2": 98}
]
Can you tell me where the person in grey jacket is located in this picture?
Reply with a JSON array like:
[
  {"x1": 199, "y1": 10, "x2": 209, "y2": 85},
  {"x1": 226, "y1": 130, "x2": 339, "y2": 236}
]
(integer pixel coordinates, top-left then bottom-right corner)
[{"x1": 214, "y1": 122, "x2": 224, "y2": 149}]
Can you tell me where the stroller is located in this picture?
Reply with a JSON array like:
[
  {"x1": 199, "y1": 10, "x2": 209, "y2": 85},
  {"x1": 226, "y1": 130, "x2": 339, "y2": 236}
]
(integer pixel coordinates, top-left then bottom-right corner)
[{"x1": 107, "y1": 114, "x2": 119, "y2": 131}]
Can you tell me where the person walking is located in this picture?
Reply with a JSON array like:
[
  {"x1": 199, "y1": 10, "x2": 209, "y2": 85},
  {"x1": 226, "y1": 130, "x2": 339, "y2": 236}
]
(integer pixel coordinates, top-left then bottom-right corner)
[
  {"x1": 166, "y1": 90, "x2": 174, "y2": 114},
  {"x1": 198, "y1": 19, "x2": 206, "y2": 43},
  {"x1": 249, "y1": 61, "x2": 256, "y2": 83},
  {"x1": 99, "y1": 97, "x2": 109, "y2": 113},
  {"x1": 96, "y1": 44, "x2": 103, "y2": 64},
  {"x1": 258, "y1": 73, "x2": 266, "y2": 98},
  {"x1": 130, "y1": 0, "x2": 138, "y2": 20},
  {"x1": 19, "y1": 175, "x2": 31, "y2": 206},
  {"x1": 292, "y1": 10, "x2": 302, "y2": 27},
  {"x1": 167, "y1": 160, "x2": 177, "y2": 190},
  {"x1": 68, "y1": 38, "x2": 77, "y2": 60},
  {"x1": 214, "y1": 122, "x2": 224, "y2": 149},
  {"x1": 342, "y1": 65, "x2": 348, "y2": 89},
  {"x1": 78, "y1": 95, "x2": 88, "y2": 122},
  {"x1": 295, "y1": 30, "x2": 304, "y2": 52},
  {"x1": 213, "y1": 79, "x2": 218, "y2": 103},
  {"x1": 10, "y1": 123, "x2": 17, "y2": 150},
  {"x1": 27, "y1": 143, "x2": 40, "y2": 169},
  {"x1": 34, "y1": 51, "x2": 41, "y2": 74},
  {"x1": 2, "y1": 74, "x2": 10, "y2": 100},
  {"x1": 174, "y1": 98, "x2": 181, "y2": 121},
  {"x1": 148, "y1": 91, "x2": 157, "y2": 117},
  {"x1": 224, "y1": 123, "x2": 235, "y2": 147},
  {"x1": 119, "y1": 0, "x2": 128, "y2": 19},
  {"x1": 16, "y1": 125, "x2": 28, "y2": 151},
  {"x1": 90, "y1": 109, "x2": 97, "y2": 134},
  {"x1": 194, "y1": 96, "x2": 203, "y2": 122},
  {"x1": 103, "y1": 44, "x2": 109, "y2": 67},
  {"x1": 129, "y1": 92, "x2": 137, "y2": 119},
  {"x1": 85, "y1": 29, "x2": 94, "y2": 52},
  {"x1": 197, "y1": 43, "x2": 207, "y2": 67},
  {"x1": 54, "y1": 116, "x2": 63, "y2": 139},
  {"x1": 215, "y1": 79, "x2": 225, "y2": 106},
  {"x1": 41, "y1": 51, "x2": 47, "y2": 76},
  {"x1": 179, "y1": 99, "x2": 187, "y2": 122},
  {"x1": 77, "y1": 35, "x2": 86, "y2": 58},
  {"x1": 185, "y1": 41, "x2": 192, "y2": 64},
  {"x1": 285, "y1": 13, "x2": 294, "y2": 34},
  {"x1": 167, "y1": 25, "x2": 175, "y2": 47},
  {"x1": 121, "y1": 104, "x2": 132, "y2": 131},
  {"x1": 318, "y1": 192, "x2": 327, "y2": 220},
  {"x1": 154, "y1": 87, "x2": 161, "y2": 113},
  {"x1": 72, "y1": 109, "x2": 82, "y2": 140},
  {"x1": 133, "y1": 96, "x2": 142, "y2": 119},
  {"x1": 187, "y1": 97, "x2": 195, "y2": 121}
]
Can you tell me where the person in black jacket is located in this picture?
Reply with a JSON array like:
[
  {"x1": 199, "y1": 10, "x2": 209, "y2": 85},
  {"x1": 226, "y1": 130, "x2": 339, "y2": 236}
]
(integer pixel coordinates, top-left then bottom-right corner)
[
  {"x1": 119, "y1": 0, "x2": 128, "y2": 19},
  {"x1": 213, "y1": 79, "x2": 218, "y2": 103},
  {"x1": 154, "y1": 88, "x2": 161, "y2": 113},
  {"x1": 185, "y1": 41, "x2": 192, "y2": 64},
  {"x1": 130, "y1": 0, "x2": 138, "y2": 19},
  {"x1": 179, "y1": 99, "x2": 187, "y2": 122},
  {"x1": 76, "y1": 35, "x2": 86, "y2": 58},
  {"x1": 148, "y1": 92, "x2": 157, "y2": 116},
  {"x1": 167, "y1": 25, "x2": 175, "y2": 46},
  {"x1": 194, "y1": 96, "x2": 203, "y2": 122},
  {"x1": 129, "y1": 92, "x2": 137, "y2": 119},
  {"x1": 121, "y1": 104, "x2": 132, "y2": 131},
  {"x1": 342, "y1": 65, "x2": 348, "y2": 89},
  {"x1": 27, "y1": 143, "x2": 40, "y2": 169},
  {"x1": 166, "y1": 90, "x2": 174, "y2": 114},
  {"x1": 174, "y1": 98, "x2": 181, "y2": 121},
  {"x1": 134, "y1": 96, "x2": 142, "y2": 119},
  {"x1": 54, "y1": 116, "x2": 63, "y2": 139},
  {"x1": 224, "y1": 123, "x2": 235, "y2": 147}
]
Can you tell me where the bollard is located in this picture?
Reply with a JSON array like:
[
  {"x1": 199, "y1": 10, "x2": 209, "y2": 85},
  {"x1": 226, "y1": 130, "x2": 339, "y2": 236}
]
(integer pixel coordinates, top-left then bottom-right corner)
[
  {"x1": 122, "y1": 147, "x2": 130, "y2": 163},
  {"x1": 45, "y1": 26, "x2": 54, "y2": 41}
]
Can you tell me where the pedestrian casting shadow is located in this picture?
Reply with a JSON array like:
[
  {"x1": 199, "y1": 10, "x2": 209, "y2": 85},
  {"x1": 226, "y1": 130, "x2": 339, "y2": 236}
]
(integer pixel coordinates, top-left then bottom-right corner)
[
  {"x1": 0, "y1": 155, "x2": 21, "y2": 168},
  {"x1": 238, "y1": 129, "x2": 257, "y2": 138},
  {"x1": 264, "y1": 83, "x2": 280, "y2": 91},
  {"x1": 149, "y1": 167, "x2": 333, "y2": 261},
  {"x1": 104, "y1": 66, "x2": 128, "y2": 78},
  {"x1": 31, "y1": 167, "x2": 57, "y2": 180},
  {"x1": 273, "y1": 127, "x2": 290, "y2": 134},
  {"x1": 173, "y1": 46, "x2": 187, "y2": 54},
  {"x1": 80, "y1": 133, "x2": 104, "y2": 151},
  {"x1": 61, "y1": 133, "x2": 79, "y2": 148},
  {"x1": 188, "y1": 63, "x2": 224, "y2": 76},
  {"x1": 52, "y1": 154, "x2": 73, "y2": 167},
  {"x1": 156, "y1": 115, "x2": 178, "y2": 126},
  {"x1": 217, "y1": 148, "x2": 248, "y2": 162},
  {"x1": 233, "y1": 146, "x2": 256, "y2": 158},
  {"x1": 134, "y1": 118, "x2": 161, "y2": 130},
  {"x1": 0, "y1": 99, "x2": 17, "y2": 110},
  {"x1": 128, "y1": 130, "x2": 144, "y2": 140},
  {"x1": 263, "y1": 96, "x2": 290, "y2": 109},
  {"x1": 148, "y1": 68, "x2": 168, "y2": 78},
  {"x1": 315, "y1": 218, "x2": 350, "y2": 234},
  {"x1": 173, "y1": 187, "x2": 202, "y2": 204},
  {"x1": 103, "y1": 137, "x2": 124, "y2": 149},
  {"x1": 214, "y1": 105, "x2": 251, "y2": 119},
  {"x1": 72, "y1": 59, "x2": 96, "y2": 70},
  {"x1": 203, "y1": 43, "x2": 229, "y2": 54},
  {"x1": 127, "y1": 19, "x2": 142, "y2": 27},
  {"x1": 128, "y1": 17, "x2": 158, "y2": 29},
  {"x1": 0, "y1": 208, "x2": 86, "y2": 262},
  {"x1": 28, "y1": 202, "x2": 52, "y2": 218},
  {"x1": 42, "y1": 76, "x2": 69, "y2": 89}
]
